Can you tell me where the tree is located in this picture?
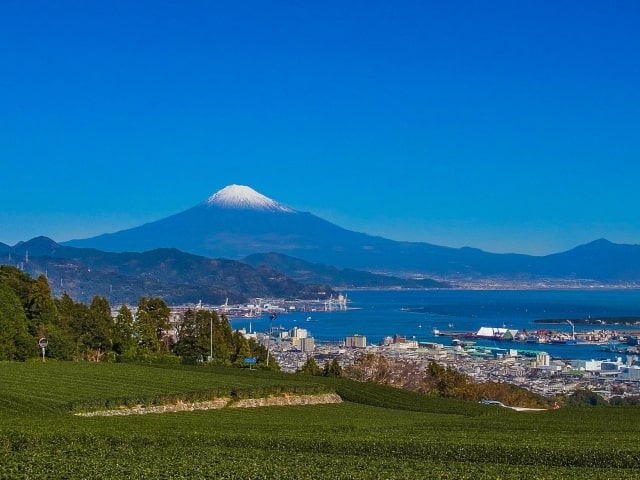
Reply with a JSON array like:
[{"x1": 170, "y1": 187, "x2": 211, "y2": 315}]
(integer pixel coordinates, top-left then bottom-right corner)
[
  {"x1": 345, "y1": 353, "x2": 392, "y2": 383},
  {"x1": 323, "y1": 357, "x2": 343, "y2": 377},
  {"x1": 51, "y1": 292, "x2": 85, "y2": 360},
  {"x1": 135, "y1": 297, "x2": 171, "y2": 353},
  {"x1": 25, "y1": 275, "x2": 58, "y2": 335},
  {"x1": 566, "y1": 388, "x2": 608, "y2": 407},
  {"x1": 246, "y1": 337, "x2": 276, "y2": 370},
  {"x1": 425, "y1": 361, "x2": 471, "y2": 398},
  {"x1": 0, "y1": 265, "x2": 34, "y2": 309},
  {"x1": 135, "y1": 309, "x2": 161, "y2": 352},
  {"x1": 39, "y1": 323, "x2": 75, "y2": 361},
  {"x1": 173, "y1": 310, "x2": 258, "y2": 366},
  {"x1": 232, "y1": 331, "x2": 252, "y2": 366},
  {"x1": 297, "y1": 356, "x2": 322, "y2": 376},
  {"x1": 173, "y1": 309, "x2": 212, "y2": 363},
  {"x1": 0, "y1": 283, "x2": 32, "y2": 360},
  {"x1": 55, "y1": 292, "x2": 76, "y2": 331},
  {"x1": 80, "y1": 296, "x2": 113, "y2": 360},
  {"x1": 211, "y1": 312, "x2": 231, "y2": 364},
  {"x1": 112, "y1": 305, "x2": 135, "y2": 355}
]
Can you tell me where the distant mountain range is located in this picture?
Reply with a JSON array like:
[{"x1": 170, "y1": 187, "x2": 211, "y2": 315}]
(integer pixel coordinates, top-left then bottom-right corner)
[
  {"x1": 0, "y1": 237, "x2": 449, "y2": 304},
  {"x1": 243, "y1": 252, "x2": 448, "y2": 289},
  {"x1": 0, "y1": 237, "x2": 337, "y2": 305},
  {"x1": 59, "y1": 184, "x2": 640, "y2": 284}
]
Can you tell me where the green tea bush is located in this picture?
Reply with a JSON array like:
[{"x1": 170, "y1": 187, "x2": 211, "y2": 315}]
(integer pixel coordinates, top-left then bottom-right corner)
[{"x1": 1, "y1": 362, "x2": 639, "y2": 479}]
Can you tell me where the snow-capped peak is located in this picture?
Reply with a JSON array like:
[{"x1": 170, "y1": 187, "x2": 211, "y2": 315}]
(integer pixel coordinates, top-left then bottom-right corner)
[{"x1": 205, "y1": 185, "x2": 294, "y2": 212}]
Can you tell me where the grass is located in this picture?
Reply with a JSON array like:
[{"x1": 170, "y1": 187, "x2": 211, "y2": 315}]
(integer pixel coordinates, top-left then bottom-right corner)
[{"x1": 1, "y1": 361, "x2": 639, "y2": 479}]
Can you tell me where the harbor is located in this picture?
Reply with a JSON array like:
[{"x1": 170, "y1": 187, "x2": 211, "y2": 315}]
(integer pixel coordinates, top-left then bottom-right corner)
[
  {"x1": 432, "y1": 324, "x2": 640, "y2": 356},
  {"x1": 163, "y1": 288, "x2": 640, "y2": 399},
  {"x1": 222, "y1": 289, "x2": 640, "y2": 362}
]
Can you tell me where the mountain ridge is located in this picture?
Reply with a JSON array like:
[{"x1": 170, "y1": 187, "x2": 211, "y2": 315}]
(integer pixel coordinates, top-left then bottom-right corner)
[
  {"x1": 1, "y1": 237, "x2": 454, "y2": 304},
  {"x1": 242, "y1": 252, "x2": 450, "y2": 289},
  {"x1": 23, "y1": 185, "x2": 640, "y2": 282},
  {"x1": 0, "y1": 237, "x2": 338, "y2": 305}
]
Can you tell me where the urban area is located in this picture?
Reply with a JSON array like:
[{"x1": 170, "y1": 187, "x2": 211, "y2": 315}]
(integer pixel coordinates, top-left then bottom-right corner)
[{"x1": 159, "y1": 298, "x2": 640, "y2": 401}]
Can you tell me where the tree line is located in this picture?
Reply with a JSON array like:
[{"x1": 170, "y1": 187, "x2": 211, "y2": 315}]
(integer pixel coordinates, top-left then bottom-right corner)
[
  {"x1": 0, "y1": 266, "x2": 274, "y2": 368},
  {"x1": 341, "y1": 352, "x2": 640, "y2": 407},
  {"x1": 343, "y1": 352, "x2": 553, "y2": 408}
]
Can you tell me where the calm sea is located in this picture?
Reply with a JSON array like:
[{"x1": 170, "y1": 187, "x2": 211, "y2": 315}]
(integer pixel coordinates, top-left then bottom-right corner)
[{"x1": 231, "y1": 289, "x2": 640, "y2": 361}]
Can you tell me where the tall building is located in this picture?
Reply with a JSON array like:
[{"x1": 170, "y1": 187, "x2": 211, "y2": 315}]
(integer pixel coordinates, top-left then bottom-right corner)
[
  {"x1": 536, "y1": 352, "x2": 550, "y2": 366},
  {"x1": 299, "y1": 337, "x2": 315, "y2": 353},
  {"x1": 290, "y1": 326, "x2": 309, "y2": 349},
  {"x1": 345, "y1": 334, "x2": 366, "y2": 348},
  {"x1": 290, "y1": 327, "x2": 308, "y2": 339}
]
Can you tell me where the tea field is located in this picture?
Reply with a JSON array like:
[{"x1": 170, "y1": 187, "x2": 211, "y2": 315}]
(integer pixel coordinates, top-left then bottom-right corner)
[{"x1": 1, "y1": 362, "x2": 639, "y2": 479}]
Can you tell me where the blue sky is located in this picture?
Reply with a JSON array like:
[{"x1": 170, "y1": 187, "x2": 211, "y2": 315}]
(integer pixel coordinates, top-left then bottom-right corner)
[{"x1": 1, "y1": 1, "x2": 638, "y2": 255}]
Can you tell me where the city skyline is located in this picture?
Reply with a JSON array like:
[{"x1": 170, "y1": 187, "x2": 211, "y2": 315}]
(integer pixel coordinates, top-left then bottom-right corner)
[{"x1": 1, "y1": 1, "x2": 638, "y2": 255}]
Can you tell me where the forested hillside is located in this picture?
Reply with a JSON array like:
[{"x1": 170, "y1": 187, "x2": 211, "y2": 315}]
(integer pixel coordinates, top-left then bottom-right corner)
[{"x1": 0, "y1": 265, "x2": 273, "y2": 367}]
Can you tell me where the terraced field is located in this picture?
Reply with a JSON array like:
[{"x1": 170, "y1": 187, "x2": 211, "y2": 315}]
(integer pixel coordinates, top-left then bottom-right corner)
[{"x1": 1, "y1": 362, "x2": 639, "y2": 479}]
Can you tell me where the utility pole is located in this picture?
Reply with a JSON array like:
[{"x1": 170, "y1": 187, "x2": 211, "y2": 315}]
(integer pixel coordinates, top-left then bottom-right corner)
[{"x1": 266, "y1": 313, "x2": 277, "y2": 366}]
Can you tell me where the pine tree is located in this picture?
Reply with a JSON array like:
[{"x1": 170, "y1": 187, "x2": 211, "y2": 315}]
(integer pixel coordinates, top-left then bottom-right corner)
[
  {"x1": 173, "y1": 309, "x2": 212, "y2": 363},
  {"x1": 135, "y1": 297, "x2": 171, "y2": 353},
  {"x1": 323, "y1": 357, "x2": 343, "y2": 377},
  {"x1": 297, "y1": 356, "x2": 322, "y2": 376}
]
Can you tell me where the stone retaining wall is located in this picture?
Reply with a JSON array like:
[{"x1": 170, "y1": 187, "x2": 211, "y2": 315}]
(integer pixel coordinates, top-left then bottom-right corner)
[
  {"x1": 75, "y1": 393, "x2": 342, "y2": 417},
  {"x1": 229, "y1": 393, "x2": 342, "y2": 408}
]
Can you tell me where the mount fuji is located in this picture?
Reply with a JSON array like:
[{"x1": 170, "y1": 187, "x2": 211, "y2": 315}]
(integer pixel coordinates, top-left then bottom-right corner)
[
  {"x1": 204, "y1": 184, "x2": 295, "y2": 212},
  {"x1": 62, "y1": 185, "x2": 640, "y2": 282},
  {"x1": 64, "y1": 184, "x2": 382, "y2": 266}
]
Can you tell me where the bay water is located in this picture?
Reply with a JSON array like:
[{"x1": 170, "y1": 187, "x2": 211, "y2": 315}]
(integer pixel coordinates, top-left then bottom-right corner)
[{"x1": 231, "y1": 289, "x2": 640, "y2": 361}]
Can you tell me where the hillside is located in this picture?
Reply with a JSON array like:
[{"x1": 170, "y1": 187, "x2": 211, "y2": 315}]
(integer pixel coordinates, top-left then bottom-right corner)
[
  {"x1": 1, "y1": 362, "x2": 638, "y2": 479},
  {"x1": 1, "y1": 237, "x2": 336, "y2": 304},
  {"x1": 1, "y1": 236, "x2": 456, "y2": 305},
  {"x1": 242, "y1": 252, "x2": 451, "y2": 288}
]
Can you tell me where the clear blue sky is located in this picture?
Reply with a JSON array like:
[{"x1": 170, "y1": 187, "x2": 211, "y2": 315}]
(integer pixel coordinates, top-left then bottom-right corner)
[{"x1": 1, "y1": 1, "x2": 638, "y2": 255}]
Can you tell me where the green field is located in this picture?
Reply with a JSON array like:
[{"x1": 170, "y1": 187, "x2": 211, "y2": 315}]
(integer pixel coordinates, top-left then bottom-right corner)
[{"x1": 1, "y1": 362, "x2": 639, "y2": 479}]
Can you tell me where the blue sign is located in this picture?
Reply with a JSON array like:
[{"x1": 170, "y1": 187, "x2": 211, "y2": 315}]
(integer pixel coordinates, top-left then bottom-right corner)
[{"x1": 244, "y1": 357, "x2": 257, "y2": 364}]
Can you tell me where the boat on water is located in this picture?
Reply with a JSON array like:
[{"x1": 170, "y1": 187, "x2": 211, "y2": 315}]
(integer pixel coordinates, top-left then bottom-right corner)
[
  {"x1": 526, "y1": 335, "x2": 548, "y2": 344},
  {"x1": 452, "y1": 338, "x2": 476, "y2": 347},
  {"x1": 550, "y1": 337, "x2": 578, "y2": 345}
]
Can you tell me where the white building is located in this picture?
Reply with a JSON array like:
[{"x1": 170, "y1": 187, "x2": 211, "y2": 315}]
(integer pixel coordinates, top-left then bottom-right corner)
[
  {"x1": 619, "y1": 366, "x2": 640, "y2": 381},
  {"x1": 536, "y1": 352, "x2": 550, "y2": 367},
  {"x1": 571, "y1": 358, "x2": 625, "y2": 374},
  {"x1": 290, "y1": 327, "x2": 308, "y2": 339},
  {"x1": 571, "y1": 359, "x2": 603, "y2": 372}
]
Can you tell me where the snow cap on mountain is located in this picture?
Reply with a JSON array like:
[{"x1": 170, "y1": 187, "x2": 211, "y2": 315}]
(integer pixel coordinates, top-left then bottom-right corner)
[{"x1": 205, "y1": 185, "x2": 294, "y2": 212}]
